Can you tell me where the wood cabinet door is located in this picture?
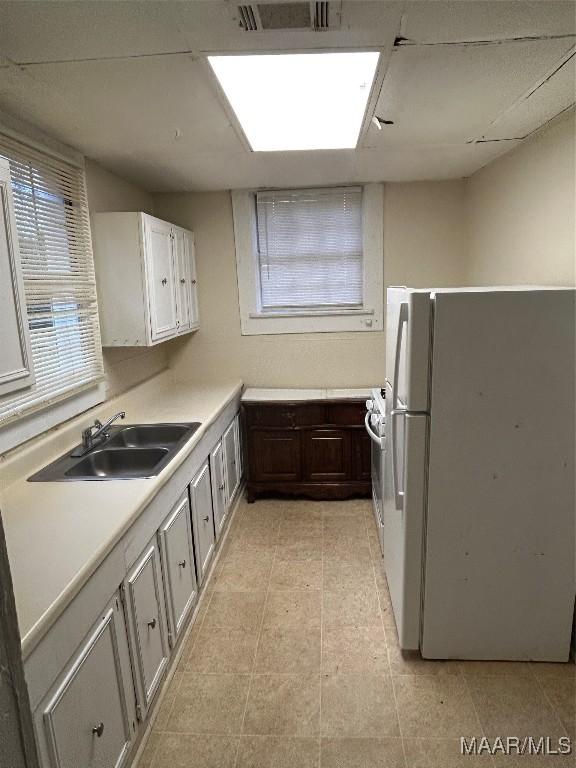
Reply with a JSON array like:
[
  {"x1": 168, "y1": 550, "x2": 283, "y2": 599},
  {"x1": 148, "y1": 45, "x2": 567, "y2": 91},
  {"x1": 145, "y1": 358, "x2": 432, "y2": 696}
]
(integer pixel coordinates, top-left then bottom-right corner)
[
  {"x1": 0, "y1": 159, "x2": 35, "y2": 397},
  {"x1": 210, "y1": 440, "x2": 227, "y2": 539},
  {"x1": 143, "y1": 215, "x2": 177, "y2": 342},
  {"x1": 354, "y1": 431, "x2": 372, "y2": 481},
  {"x1": 250, "y1": 430, "x2": 301, "y2": 482},
  {"x1": 303, "y1": 429, "x2": 352, "y2": 482},
  {"x1": 190, "y1": 461, "x2": 215, "y2": 584},
  {"x1": 125, "y1": 541, "x2": 169, "y2": 715},
  {"x1": 41, "y1": 597, "x2": 133, "y2": 768},
  {"x1": 159, "y1": 493, "x2": 198, "y2": 646}
]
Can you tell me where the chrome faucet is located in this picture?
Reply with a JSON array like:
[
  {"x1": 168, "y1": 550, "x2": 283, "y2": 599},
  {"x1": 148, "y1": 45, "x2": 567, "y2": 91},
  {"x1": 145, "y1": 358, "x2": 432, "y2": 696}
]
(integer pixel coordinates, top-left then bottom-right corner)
[{"x1": 71, "y1": 411, "x2": 126, "y2": 456}]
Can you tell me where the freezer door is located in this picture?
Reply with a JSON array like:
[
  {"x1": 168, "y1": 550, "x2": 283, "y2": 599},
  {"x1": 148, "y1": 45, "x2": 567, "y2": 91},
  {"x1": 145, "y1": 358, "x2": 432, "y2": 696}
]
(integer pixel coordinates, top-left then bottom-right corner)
[
  {"x1": 384, "y1": 381, "x2": 428, "y2": 650},
  {"x1": 385, "y1": 287, "x2": 432, "y2": 411},
  {"x1": 422, "y1": 288, "x2": 576, "y2": 660}
]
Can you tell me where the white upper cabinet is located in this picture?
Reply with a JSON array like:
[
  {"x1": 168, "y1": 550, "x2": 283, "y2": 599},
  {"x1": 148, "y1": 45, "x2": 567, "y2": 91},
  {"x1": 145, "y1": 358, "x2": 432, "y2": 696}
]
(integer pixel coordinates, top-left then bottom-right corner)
[
  {"x1": 91, "y1": 212, "x2": 199, "y2": 346},
  {"x1": 173, "y1": 227, "x2": 199, "y2": 335},
  {"x1": 0, "y1": 158, "x2": 35, "y2": 397}
]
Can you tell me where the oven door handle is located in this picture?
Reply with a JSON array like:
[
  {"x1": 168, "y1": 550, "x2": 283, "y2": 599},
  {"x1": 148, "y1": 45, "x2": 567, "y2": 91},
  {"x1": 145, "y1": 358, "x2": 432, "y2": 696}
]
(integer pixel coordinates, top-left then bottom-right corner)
[{"x1": 365, "y1": 412, "x2": 383, "y2": 447}]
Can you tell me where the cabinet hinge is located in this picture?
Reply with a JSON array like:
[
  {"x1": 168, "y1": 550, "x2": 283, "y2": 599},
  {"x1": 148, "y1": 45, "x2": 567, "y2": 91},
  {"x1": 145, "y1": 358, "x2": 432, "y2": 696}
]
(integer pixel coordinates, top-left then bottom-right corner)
[{"x1": 136, "y1": 704, "x2": 143, "y2": 722}]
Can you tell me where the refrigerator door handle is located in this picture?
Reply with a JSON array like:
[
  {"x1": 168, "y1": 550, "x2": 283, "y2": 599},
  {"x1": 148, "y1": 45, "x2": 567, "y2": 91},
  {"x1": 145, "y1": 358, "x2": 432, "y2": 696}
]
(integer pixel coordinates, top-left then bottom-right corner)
[
  {"x1": 392, "y1": 302, "x2": 409, "y2": 409},
  {"x1": 364, "y1": 412, "x2": 382, "y2": 447},
  {"x1": 391, "y1": 407, "x2": 406, "y2": 510}
]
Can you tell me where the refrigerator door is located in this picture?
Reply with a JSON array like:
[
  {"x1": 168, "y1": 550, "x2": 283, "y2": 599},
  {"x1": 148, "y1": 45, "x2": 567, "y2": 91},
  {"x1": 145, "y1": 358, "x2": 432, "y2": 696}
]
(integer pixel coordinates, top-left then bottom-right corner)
[
  {"x1": 386, "y1": 287, "x2": 432, "y2": 412},
  {"x1": 384, "y1": 380, "x2": 428, "y2": 650},
  {"x1": 422, "y1": 288, "x2": 576, "y2": 660}
]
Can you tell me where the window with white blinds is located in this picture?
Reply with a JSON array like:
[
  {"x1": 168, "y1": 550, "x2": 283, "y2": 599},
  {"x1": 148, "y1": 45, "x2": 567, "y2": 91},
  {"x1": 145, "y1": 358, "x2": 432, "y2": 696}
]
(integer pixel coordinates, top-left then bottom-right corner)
[
  {"x1": 0, "y1": 133, "x2": 103, "y2": 426},
  {"x1": 255, "y1": 187, "x2": 363, "y2": 312}
]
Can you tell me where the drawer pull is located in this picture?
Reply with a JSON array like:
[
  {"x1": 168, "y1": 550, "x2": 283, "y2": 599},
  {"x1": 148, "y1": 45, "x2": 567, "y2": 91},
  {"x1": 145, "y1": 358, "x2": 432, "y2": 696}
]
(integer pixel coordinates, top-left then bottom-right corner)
[
  {"x1": 178, "y1": 559, "x2": 186, "y2": 569},
  {"x1": 219, "y1": 483, "x2": 225, "y2": 491},
  {"x1": 203, "y1": 515, "x2": 210, "y2": 523},
  {"x1": 92, "y1": 722, "x2": 104, "y2": 738},
  {"x1": 147, "y1": 618, "x2": 157, "y2": 629},
  {"x1": 180, "y1": 278, "x2": 186, "y2": 284}
]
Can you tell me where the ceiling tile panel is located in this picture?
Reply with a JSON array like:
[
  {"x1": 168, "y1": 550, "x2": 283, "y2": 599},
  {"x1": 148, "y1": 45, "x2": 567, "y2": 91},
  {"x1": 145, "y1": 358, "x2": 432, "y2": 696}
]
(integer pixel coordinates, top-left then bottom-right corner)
[{"x1": 371, "y1": 39, "x2": 575, "y2": 145}]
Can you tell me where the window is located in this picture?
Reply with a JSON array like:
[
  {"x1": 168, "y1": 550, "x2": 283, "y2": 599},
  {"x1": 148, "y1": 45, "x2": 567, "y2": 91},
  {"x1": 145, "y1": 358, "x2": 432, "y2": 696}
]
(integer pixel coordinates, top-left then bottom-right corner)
[
  {"x1": 0, "y1": 131, "x2": 104, "y2": 446},
  {"x1": 232, "y1": 183, "x2": 383, "y2": 335}
]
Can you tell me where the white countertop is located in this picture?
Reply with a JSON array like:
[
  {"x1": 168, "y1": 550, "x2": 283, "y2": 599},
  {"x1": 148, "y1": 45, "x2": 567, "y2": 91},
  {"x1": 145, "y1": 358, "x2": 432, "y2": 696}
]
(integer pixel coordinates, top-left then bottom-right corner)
[
  {"x1": 242, "y1": 387, "x2": 373, "y2": 402},
  {"x1": 0, "y1": 373, "x2": 243, "y2": 655}
]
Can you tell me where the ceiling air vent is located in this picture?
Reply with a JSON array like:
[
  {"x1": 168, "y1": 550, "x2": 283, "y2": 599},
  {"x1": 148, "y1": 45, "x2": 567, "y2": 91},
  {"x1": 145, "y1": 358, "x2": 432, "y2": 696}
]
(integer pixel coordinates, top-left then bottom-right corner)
[{"x1": 235, "y1": 2, "x2": 341, "y2": 31}]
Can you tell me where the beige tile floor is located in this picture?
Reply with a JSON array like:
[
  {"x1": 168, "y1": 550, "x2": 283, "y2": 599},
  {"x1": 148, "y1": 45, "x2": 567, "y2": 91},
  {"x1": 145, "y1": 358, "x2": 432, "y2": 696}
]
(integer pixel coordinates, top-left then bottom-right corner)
[{"x1": 139, "y1": 498, "x2": 575, "y2": 768}]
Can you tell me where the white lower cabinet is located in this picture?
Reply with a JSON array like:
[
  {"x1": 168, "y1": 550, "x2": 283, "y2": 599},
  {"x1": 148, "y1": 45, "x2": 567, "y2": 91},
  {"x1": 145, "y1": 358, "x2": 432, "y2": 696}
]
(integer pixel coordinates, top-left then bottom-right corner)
[
  {"x1": 159, "y1": 493, "x2": 198, "y2": 647},
  {"x1": 124, "y1": 540, "x2": 169, "y2": 718},
  {"x1": 190, "y1": 460, "x2": 215, "y2": 584},
  {"x1": 39, "y1": 595, "x2": 135, "y2": 768},
  {"x1": 210, "y1": 440, "x2": 227, "y2": 540},
  {"x1": 223, "y1": 417, "x2": 241, "y2": 504}
]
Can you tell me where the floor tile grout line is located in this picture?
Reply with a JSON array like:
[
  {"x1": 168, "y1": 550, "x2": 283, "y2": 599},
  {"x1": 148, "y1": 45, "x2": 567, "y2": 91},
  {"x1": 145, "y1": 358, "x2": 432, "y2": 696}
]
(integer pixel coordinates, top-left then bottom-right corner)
[
  {"x1": 529, "y1": 667, "x2": 572, "y2": 738},
  {"x1": 231, "y1": 510, "x2": 277, "y2": 768}
]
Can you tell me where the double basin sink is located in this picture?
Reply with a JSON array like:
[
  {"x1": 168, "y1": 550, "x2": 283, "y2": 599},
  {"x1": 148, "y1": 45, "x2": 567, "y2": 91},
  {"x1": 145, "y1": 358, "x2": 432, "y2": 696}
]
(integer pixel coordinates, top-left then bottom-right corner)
[{"x1": 29, "y1": 423, "x2": 201, "y2": 481}]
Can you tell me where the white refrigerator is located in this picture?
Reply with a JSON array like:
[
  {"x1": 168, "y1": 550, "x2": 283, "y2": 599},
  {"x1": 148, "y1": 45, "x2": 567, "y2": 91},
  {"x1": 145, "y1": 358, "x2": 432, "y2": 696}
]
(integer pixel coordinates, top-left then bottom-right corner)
[{"x1": 384, "y1": 286, "x2": 575, "y2": 661}]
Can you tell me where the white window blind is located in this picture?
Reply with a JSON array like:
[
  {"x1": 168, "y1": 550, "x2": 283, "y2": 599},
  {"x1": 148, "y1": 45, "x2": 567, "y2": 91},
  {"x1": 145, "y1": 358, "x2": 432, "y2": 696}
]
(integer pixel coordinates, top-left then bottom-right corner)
[
  {"x1": 255, "y1": 186, "x2": 363, "y2": 312},
  {"x1": 0, "y1": 133, "x2": 103, "y2": 426}
]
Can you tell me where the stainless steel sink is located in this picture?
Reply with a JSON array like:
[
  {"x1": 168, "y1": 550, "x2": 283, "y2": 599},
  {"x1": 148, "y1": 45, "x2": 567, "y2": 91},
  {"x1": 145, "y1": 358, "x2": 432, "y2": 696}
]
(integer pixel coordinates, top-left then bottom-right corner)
[
  {"x1": 106, "y1": 424, "x2": 191, "y2": 448},
  {"x1": 28, "y1": 422, "x2": 201, "y2": 481},
  {"x1": 64, "y1": 447, "x2": 170, "y2": 479}
]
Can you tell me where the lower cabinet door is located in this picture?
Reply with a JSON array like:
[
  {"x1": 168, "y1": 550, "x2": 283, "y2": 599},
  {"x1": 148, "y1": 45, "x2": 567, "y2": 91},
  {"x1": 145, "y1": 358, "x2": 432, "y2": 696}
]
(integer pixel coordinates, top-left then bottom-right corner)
[
  {"x1": 125, "y1": 540, "x2": 169, "y2": 716},
  {"x1": 303, "y1": 429, "x2": 352, "y2": 481},
  {"x1": 190, "y1": 460, "x2": 215, "y2": 584},
  {"x1": 159, "y1": 493, "x2": 198, "y2": 646},
  {"x1": 223, "y1": 421, "x2": 239, "y2": 503},
  {"x1": 210, "y1": 440, "x2": 227, "y2": 540},
  {"x1": 41, "y1": 596, "x2": 134, "y2": 768},
  {"x1": 250, "y1": 430, "x2": 301, "y2": 482}
]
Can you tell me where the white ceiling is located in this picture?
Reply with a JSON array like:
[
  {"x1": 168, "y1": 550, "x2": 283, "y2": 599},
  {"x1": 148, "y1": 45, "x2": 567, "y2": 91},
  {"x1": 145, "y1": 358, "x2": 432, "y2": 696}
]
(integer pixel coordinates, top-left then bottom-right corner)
[{"x1": 0, "y1": 1, "x2": 574, "y2": 191}]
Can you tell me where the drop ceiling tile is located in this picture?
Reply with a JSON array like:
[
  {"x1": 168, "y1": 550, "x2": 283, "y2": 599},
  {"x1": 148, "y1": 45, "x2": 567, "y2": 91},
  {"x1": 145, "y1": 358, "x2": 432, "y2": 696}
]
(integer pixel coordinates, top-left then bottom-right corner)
[
  {"x1": 0, "y1": 1, "x2": 189, "y2": 63},
  {"x1": 481, "y1": 54, "x2": 576, "y2": 139},
  {"x1": 352, "y1": 142, "x2": 521, "y2": 181},
  {"x1": 400, "y1": 1, "x2": 576, "y2": 44},
  {"x1": 371, "y1": 39, "x2": 575, "y2": 145}
]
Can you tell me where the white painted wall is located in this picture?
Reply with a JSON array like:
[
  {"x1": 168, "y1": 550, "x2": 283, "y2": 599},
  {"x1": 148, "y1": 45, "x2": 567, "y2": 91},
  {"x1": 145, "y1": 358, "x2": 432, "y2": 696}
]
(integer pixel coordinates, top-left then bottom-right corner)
[
  {"x1": 153, "y1": 181, "x2": 468, "y2": 387},
  {"x1": 465, "y1": 111, "x2": 575, "y2": 287},
  {"x1": 85, "y1": 159, "x2": 172, "y2": 398}
]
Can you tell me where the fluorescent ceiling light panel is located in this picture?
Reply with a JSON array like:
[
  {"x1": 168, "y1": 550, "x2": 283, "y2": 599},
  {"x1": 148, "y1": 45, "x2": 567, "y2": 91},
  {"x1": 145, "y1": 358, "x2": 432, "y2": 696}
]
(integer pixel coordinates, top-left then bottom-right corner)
[{"x1": 208, "y1": 52, "x2": 380, "y2": 151}]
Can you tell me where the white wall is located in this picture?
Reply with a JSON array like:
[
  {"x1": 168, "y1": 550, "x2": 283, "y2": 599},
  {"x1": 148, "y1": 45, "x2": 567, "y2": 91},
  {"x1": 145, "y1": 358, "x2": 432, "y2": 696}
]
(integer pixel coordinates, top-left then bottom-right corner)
[
  {"x1": 85, "y1": 159, "x2": 172, "y2": 398},
  {"x1": 466, "y1": 111, "x2": 575, "y2": 286},
  {"x1": 153, "y1": 181, "x2": 468, "y2": 387}
]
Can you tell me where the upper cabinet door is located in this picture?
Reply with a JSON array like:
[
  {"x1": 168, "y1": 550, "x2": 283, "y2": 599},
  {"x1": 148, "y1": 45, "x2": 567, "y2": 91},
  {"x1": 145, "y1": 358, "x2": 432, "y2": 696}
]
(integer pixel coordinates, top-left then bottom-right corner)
[
  {"x1": 174, "y1": 227, "x2": 199, "y2": 335},
  {"x1": 0, "y1": 158, "x2": 35, "y2": 397},
  {"x1": 143, "y1": 215, "x2": 177, "y2": 342}
]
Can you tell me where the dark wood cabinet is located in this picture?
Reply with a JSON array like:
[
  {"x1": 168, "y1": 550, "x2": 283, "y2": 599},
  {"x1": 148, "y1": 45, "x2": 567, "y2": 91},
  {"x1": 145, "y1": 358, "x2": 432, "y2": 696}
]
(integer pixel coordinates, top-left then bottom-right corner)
[{"x1": 242, "y1": 399, "x2": 371, "y2": 501}]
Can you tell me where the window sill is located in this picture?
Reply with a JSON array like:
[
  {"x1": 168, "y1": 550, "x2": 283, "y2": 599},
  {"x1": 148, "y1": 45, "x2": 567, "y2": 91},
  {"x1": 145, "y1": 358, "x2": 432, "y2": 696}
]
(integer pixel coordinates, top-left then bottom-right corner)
[{"x1": 249, "y1": 308, "x2": 375, "y2": 320}]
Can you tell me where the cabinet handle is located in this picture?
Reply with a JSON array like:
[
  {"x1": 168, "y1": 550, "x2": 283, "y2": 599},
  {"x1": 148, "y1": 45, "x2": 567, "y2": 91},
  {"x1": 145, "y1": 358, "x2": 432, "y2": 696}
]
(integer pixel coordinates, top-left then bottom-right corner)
[
  {"x1": 180, "y1": 278, "x2": 186, "y2": 284},
  {"x1": 161, "y1": 278, "x2": 168, "y2": 286},
  {"x1": 178, "y1": 559, "x2": 186, "y2": 568},
  {"x1": 92, "y1": 722, "x2": 104, "y2": 738},
  {"x1": 147, "y1": 618, "x2": 157, "y2": 629},
  {"x1": 219, "y1": 483, "x2": 225, "y2": 491},
  {"x1": 191, "y1": 279, "x2": 197, "y2": 285},
  {"x1": 203, "y1": 515, "x2": 210, "y2": 523}
]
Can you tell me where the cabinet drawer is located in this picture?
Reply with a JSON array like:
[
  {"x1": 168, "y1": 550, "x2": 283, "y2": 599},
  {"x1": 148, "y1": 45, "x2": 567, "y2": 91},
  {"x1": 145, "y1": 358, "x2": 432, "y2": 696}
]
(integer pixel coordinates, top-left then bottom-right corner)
[
  {"x1": 325, "y1": 402, "x2": 366, "y2": 426},
  {"x1": 159, "y1": 494, "x2": 198, "y2": 646},
  {"x1": 125, "y1": 541, "x2": 168, "y2": 713},
  {"x1": 41, "y1": 599, "x2": 133, "y2": 768},
  {"x1": 244, "y1": 403, "x2": 326, "y2": 427},
  {"x1": 250, "y1": 430, "x2": 301, "y2": 482}
]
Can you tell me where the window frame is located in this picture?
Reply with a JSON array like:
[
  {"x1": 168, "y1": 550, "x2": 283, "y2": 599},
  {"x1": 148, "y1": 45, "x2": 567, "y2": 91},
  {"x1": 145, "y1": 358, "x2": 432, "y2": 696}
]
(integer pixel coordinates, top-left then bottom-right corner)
[
  {"x1": 232, "y1": 183, "x2": 384, "y2": 336},
  {"x1": 0, "y1": 121, "x2": 105, "y2": 454}
]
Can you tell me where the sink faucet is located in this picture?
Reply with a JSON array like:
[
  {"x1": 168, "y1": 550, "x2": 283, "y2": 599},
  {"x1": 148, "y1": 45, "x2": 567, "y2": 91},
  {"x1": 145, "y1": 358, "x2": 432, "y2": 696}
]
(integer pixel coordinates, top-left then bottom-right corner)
[{"x1": 71, "y1": 411, "x2": 126, "y2": 457}]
